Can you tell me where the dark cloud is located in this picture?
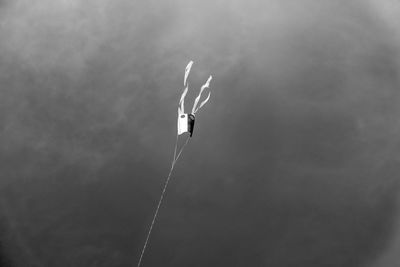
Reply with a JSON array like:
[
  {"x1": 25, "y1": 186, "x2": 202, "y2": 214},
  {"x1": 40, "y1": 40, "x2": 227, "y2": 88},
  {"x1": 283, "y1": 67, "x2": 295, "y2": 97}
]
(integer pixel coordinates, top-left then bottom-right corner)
[{"x1": 0, "y1": 0, "x2": 400, "y2": 266}]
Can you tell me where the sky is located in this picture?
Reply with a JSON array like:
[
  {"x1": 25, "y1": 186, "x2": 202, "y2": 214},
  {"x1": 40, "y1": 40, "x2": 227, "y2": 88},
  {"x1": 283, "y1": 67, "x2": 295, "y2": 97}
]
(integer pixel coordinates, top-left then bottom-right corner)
[{"x1": 1, "y1": 0, "x2": 400, "y2": 266}]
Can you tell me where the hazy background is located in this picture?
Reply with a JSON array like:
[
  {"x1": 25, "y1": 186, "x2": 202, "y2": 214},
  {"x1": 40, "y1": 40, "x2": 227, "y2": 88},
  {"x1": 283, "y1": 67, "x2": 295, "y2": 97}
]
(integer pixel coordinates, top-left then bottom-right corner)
[{"x1": 1, "y1": 0, "x2": 400, "y2": 266}]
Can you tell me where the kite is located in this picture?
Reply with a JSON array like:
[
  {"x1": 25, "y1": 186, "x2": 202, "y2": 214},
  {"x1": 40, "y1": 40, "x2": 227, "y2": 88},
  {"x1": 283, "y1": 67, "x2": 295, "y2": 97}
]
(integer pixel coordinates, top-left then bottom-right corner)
[
  {"x1": 137, "y1": 61, "x2": 213, "y2": 267},
  {"x1": 178, "y1": 60, "x2": 212, "y2": 137}
]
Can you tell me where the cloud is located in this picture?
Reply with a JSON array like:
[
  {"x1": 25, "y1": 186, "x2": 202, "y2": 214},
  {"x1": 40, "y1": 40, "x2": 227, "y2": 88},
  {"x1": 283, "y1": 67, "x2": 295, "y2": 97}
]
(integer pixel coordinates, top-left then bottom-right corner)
[{"x1": 0, "y1": 0, "x2": 400, "y2": 266}]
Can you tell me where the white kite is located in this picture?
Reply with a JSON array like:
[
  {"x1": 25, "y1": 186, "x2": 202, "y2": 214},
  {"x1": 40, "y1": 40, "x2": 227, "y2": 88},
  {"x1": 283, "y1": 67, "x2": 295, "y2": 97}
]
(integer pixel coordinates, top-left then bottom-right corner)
[
  {"x1": 137, "y1": 61, "x2": 213, "y2": 267},
  {"x1": 178, "y1": 60, "x2": 212, "y2": 137}
]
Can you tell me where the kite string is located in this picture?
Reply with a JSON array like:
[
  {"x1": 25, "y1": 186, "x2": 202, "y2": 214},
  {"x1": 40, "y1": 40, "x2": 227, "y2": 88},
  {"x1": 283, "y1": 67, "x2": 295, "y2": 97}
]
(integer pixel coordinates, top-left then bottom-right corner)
[
  {"x1": 173, "y1": 118, "x2": 179, "y2": 162},
  {"x1": 137, "y1": 135, "x2": 190, "y2": 267}
]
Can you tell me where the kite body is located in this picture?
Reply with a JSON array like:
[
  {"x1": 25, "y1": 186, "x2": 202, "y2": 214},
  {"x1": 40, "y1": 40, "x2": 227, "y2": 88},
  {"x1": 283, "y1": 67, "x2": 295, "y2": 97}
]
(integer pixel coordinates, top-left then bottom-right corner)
[
  {"x1": 177, "y1": 61, "x2": 212, "y2": 137},
  {"x1": 178, "y1": 113, "x2": 195, "y2": 137}
]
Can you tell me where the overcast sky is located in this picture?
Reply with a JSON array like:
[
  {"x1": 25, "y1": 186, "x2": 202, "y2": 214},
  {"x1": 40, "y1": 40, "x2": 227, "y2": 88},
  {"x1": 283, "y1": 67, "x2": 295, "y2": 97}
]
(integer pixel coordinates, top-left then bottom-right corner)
[{"x1": 1, "y1": 0, "x2": 400, "y2": 266}]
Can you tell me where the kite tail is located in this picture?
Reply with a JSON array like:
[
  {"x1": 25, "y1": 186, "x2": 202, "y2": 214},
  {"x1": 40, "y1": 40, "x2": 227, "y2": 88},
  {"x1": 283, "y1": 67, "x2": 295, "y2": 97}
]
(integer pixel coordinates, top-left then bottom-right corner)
[{"x1": 137, "y1": 135, "x2": 190, "y2": 267}]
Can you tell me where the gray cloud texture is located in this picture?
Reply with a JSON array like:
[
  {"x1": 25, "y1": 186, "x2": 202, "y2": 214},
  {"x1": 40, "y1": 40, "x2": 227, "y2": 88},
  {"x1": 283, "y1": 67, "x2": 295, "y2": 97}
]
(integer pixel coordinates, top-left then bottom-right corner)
[{"x1": 1, "y1": 0, "x2": 400, "y2": 266}]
